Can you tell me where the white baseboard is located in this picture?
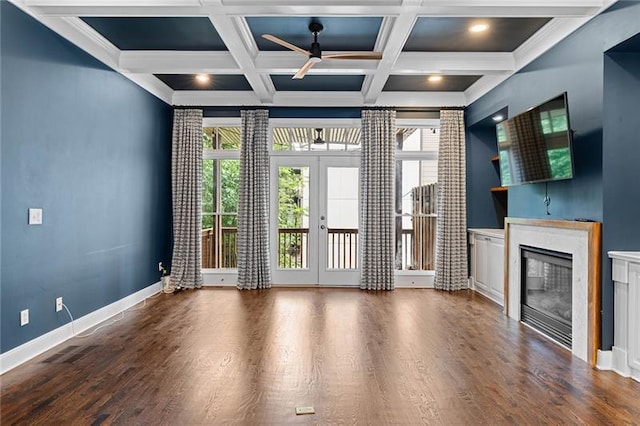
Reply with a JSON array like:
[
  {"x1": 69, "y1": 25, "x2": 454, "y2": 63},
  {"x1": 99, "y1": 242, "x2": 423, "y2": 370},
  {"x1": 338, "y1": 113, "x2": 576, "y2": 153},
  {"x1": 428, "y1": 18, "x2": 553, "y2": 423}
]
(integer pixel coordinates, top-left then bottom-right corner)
[
  {"x1": 0, "y1": 281, "x2": 161, "y2": 375},
  {"x1": 203, "y1": 271, "x2": 435, "y2": 289},
  {"x1": 596, "y1": 350, "x2": 612, "y2": 370}
]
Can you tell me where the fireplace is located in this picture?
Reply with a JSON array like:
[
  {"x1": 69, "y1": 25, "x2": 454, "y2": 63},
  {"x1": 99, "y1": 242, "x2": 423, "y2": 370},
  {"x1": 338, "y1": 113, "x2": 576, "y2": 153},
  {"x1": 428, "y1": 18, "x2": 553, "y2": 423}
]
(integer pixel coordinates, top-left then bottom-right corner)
[
  {"x1": 506, "y1": 218, "x2": 600, "y2": 365},
  {"x1": 521, "y1": 246, "x2": 573, "y2": 348}
]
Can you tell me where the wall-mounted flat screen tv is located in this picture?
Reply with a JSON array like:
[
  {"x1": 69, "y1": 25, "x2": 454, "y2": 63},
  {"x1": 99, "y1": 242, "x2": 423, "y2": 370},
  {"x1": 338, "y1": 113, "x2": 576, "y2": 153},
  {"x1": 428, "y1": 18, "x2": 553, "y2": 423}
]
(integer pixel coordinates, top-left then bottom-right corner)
[{"x1": 496, "y1": 93, "x2": 574, "y2": 186}]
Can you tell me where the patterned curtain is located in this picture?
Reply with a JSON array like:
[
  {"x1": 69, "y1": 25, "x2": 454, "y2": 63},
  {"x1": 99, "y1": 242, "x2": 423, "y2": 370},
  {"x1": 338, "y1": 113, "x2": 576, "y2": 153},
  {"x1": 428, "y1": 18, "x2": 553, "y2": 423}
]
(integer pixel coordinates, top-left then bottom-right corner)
[
  {"x1": 434, "y1": 109, "x2": 468, "y2": 291},
  {"x1": 360, "y1": 109, "x2": 396, "y2": 291},
  {"x1": 170, "y1": 109, "x2": 203, "y2": 289},
  {"x1": 237, "y1": 109, "x2": 272, "y2": 290}
]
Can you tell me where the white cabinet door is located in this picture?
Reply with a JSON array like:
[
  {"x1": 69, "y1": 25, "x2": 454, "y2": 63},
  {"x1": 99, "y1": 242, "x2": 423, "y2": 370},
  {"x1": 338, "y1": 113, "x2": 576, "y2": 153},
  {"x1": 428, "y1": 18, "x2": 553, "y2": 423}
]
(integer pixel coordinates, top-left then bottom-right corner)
[
  {"x1": 488, "y1": 237, "x2": 505, "y2": 298},
  {"x1": 475, "y1": 237, "x2": 489, "y2": 288},
  {"x1": 469, "y1": 232, "x2": 504, "y2": 306}
]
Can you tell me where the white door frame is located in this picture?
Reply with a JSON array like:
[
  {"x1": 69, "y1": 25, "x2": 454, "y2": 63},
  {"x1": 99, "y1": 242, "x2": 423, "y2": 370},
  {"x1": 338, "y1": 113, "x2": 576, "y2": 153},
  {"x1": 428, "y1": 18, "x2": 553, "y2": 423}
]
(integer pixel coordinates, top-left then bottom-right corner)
[
  {"x1": 318, "y1": 156, "x2": 360, "y2": 286},
  {"x1": 270, "y1": 154, "x2": 360, "y2": 286}
]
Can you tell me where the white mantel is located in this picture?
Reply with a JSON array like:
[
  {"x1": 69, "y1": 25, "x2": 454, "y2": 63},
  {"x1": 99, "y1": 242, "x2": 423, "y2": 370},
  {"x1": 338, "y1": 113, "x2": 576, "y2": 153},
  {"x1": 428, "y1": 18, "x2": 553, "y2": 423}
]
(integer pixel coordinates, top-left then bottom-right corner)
[{"x1": 505, "y1": 218, "x2": 601, "y2": 367}]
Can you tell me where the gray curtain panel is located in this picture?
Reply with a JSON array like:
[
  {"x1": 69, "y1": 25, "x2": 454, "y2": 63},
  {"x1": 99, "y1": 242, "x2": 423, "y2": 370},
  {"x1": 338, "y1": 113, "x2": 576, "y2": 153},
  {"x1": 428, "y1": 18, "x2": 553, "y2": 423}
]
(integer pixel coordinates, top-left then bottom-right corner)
[
  {"x1": 237, "y1": 109, "x2": 272, "y2": 290},
  {"x1": 360, "y1": 109, "x2": 396, "y2": 291},
  {"x1": 434, "y1": 109, "x2": 468, "y2": 291},
  {"x1": 170, "y1": 109, "x2": 204, "y2": 289}
]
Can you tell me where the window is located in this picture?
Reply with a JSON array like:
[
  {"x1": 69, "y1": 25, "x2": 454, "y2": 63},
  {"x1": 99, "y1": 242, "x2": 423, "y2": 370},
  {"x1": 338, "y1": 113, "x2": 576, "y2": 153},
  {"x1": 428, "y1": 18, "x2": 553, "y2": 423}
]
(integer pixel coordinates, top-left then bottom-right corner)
[
  {"x1": 272, "y1": 127, "x2": 361, "y2": 151},
  {"x1": 395, "y1": 128, "x2": 439, "y2": 271},
  {"x1": 202, "y1": 127, "x2": 240, "y2": 269}
]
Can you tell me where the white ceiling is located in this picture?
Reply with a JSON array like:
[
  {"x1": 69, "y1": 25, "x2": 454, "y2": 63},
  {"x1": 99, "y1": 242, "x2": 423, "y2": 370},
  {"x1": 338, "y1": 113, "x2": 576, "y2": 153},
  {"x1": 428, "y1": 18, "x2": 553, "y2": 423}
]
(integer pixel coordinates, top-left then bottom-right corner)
[{"x1": 10, "y1": 0, "x2": 618, "y2": 108}]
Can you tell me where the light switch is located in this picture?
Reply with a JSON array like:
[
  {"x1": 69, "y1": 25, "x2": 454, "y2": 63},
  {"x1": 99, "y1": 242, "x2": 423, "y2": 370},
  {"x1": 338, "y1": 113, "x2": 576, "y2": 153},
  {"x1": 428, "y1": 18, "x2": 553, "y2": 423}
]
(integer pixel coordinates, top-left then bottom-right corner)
[{"x1": 28, "y1": 208, "x2": 43, "y2": 225}]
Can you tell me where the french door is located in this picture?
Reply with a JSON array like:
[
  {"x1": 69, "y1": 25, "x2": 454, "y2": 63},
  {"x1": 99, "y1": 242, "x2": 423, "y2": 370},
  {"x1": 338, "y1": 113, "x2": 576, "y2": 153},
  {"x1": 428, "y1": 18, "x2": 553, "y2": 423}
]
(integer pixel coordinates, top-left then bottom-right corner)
[{"x1": 270, "y1": 155, "x2": 360, "y2": 286}]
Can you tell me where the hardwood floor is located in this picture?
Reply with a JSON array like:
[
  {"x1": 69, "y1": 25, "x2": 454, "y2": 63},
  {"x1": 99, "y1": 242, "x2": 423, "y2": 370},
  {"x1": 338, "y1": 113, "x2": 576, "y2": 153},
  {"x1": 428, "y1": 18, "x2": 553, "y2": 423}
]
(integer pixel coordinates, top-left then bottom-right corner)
[{"x1": 2, "y1": 288, "x2": 640, "y2": 425}]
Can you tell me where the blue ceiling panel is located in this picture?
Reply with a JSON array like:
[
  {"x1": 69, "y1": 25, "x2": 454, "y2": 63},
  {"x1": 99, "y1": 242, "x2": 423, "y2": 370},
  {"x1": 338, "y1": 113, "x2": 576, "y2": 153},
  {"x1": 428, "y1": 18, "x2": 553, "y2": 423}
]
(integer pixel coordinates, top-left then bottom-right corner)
[
  {"x1": 383, "y1": 75, "x2": 481, "y2": 92},
  {"x1": 271, "y1": 75, "x2": 364, "y2": 91},
  {"x1": 247, "y1": 17, "x2": 382, "y2": 52},
  {"x1": 156, "y1": 74, "x2": 252, "y2": 91},
  {"x1": 404, "y1": 17, "x2": 550, "y2": 52},
  {"x1": 81, "y1": 17, "x2": 227, "y2": 51}
]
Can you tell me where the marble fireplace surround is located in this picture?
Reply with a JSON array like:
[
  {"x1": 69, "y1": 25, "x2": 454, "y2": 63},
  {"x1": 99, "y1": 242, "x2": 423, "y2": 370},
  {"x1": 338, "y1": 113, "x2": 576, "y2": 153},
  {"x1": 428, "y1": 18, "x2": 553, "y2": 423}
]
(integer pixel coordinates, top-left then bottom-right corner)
[{"x1": 504, "y1": 218, "x2": 601, "y2": 367}]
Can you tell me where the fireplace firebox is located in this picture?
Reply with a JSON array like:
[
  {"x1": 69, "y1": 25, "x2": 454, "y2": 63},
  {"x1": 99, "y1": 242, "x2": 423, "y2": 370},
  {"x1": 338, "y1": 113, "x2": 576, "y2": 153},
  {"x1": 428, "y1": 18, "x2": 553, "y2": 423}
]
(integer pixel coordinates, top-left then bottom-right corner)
[{"x1": 521, "y1": 246, "x2": 573, "y2": 348}]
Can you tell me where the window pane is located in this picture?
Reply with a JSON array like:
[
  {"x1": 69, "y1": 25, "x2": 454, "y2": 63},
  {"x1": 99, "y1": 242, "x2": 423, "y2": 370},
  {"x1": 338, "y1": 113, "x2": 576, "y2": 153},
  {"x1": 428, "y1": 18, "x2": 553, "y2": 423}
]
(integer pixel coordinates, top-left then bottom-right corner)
[
  {"x1": 203, "y1": 128, "x2": 216, "y2": 150},
  {"x1": 203, "y1": 127, "x2": 241, "y2": 150},
  {"x1": 201, "y1": 215, "x2": 238, "y2": 268},
  {"x1": 278, "y1": 166, "x2": 309, "y2": 269},
  {"x1": 395, "y1": 128, "x2": 439, "y2": 271},
  {"x1": 202, "y1": 159, "x2": 216, "y2": 214},
  {"x1": 220, "y1": 128, "x2": 241, "y2": 149},
  {"x1": 220, "y1": 159, "x2": 239, "y2": 213},
  {"x1": 326, "y1": 166, "x2": 359, "y2": 270}
]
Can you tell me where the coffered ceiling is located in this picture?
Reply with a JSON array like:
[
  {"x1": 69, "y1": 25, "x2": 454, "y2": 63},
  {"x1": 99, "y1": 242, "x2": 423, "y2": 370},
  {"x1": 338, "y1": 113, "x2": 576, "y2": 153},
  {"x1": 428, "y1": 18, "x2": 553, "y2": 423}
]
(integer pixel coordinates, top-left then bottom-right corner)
[{"x1": 10, "y1": 0, "x2": 618, "y2": 108}]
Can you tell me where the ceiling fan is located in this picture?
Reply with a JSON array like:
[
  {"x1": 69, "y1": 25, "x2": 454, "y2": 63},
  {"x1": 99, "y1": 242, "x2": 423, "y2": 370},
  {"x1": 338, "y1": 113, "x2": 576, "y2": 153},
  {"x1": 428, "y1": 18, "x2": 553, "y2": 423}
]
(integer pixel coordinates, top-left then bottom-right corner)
[{"x1": 262, "y1": 22, "x2": 383, "y2": 79}]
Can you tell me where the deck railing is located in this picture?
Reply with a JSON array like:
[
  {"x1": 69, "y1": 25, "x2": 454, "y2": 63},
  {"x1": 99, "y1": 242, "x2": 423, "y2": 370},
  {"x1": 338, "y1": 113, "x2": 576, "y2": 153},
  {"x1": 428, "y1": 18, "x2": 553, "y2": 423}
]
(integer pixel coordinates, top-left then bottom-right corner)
[{"x1": 201, "y1": 224, "x2": 435, "y2": 270}]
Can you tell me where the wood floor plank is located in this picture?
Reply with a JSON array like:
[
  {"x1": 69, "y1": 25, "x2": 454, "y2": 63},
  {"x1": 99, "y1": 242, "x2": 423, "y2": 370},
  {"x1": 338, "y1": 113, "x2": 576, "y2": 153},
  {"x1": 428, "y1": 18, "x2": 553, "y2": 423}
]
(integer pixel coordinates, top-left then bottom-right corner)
[{"x1": 2, "y1": 288, "x2": 640, "y2": 425}]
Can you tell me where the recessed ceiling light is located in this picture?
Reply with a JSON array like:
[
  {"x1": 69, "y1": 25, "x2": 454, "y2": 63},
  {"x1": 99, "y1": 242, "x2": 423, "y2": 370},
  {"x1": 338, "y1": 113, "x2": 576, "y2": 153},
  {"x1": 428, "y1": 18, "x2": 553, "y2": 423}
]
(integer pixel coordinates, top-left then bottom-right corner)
[
  {"x1": 428, "y1": 75, "x2": 443, "y2": 83},
  {"x1": 469, "y1": 23, "x2": 490, "y2": 33},
  {"x1": 492, "y1": 114, "x2": 504, "y2": 122},
  {"x1": 195, "y1": 74, "x2": 210, "y2": 84}
]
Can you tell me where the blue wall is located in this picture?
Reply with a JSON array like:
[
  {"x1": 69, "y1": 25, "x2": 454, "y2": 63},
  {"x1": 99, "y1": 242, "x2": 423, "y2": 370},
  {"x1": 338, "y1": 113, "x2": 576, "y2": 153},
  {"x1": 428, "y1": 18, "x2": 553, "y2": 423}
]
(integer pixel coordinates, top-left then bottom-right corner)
[
  {"x1": 1, "y1": 3, "x2": 173, "y2": 353},
  {"x1": 603, "y1": 51, "x2": 640, "y2": 279},
  {"x1": 466, "y1": 1, "x2": 640, "y2": 350}
]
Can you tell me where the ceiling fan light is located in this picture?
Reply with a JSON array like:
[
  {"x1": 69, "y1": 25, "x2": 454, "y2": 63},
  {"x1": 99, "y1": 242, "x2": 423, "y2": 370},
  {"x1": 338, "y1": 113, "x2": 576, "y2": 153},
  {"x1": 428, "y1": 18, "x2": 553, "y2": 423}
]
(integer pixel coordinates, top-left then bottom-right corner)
[{"x1": 310, "y1": 57, "x2": 322, "y2": 63}]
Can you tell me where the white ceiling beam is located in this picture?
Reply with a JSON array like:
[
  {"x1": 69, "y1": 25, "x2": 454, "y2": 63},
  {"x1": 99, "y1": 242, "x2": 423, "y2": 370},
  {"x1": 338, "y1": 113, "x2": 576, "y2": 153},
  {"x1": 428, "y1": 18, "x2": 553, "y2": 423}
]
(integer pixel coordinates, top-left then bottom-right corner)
[
  {"x1": 172, "y1": 90, "x2": 261, "y2": 106},
  {"x1": 362, "y1": 12, "x2": 418, "y2": 104},
  {"x1": 119, "y1": 51, "x2": 240, "y2": 74},
  {"x1": 26, "y1": 0, "x2": 604, "y2": 17},
  {"x1": 392, "y1": 52, "x2": 515, "y2": 75},
  {"x1": 377, "y1": 91, "x2": 467, "y2": 107},
  {"x1": 207, "y1": 15, "x2": 275, "y2": 103},
  {"x1": 117, "y1": 50, "x2": 514, "y2": 75},
  {"x1": 172, "y1": 90, "x2": 467, "y2": 108}
]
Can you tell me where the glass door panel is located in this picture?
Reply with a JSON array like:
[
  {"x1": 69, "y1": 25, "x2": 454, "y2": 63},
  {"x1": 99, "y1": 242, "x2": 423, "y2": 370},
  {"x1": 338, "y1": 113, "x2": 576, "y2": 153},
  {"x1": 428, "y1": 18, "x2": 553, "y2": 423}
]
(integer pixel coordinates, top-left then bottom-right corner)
[
  {"x1": 325, "y1": 166, "x2": 359, "y2": 270},
  {"x1": 319, "y1": 157, "x2": 360, "y2": 285},
  {"x1": 277, "y1": 166, "x2": 310, "y2": 270}
]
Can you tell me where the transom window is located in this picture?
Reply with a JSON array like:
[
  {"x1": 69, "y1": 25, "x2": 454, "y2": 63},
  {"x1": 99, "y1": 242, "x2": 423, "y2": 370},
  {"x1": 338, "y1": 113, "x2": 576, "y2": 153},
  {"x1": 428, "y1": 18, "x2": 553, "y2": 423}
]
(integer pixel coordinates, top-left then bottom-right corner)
[{"x1": 272, "y1": 127, "x2": 361, "y2": 151}]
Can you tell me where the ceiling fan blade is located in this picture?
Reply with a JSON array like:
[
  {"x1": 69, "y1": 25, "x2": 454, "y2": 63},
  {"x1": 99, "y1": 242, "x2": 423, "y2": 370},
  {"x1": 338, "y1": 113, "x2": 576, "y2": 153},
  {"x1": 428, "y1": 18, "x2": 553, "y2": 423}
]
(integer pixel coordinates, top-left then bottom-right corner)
[
  {"x1": 262, "y1": 34, "x2": 310, "y2": 56},
  {"x1": 293, "y1": 59, "x2": 316, "y2": 79},
  {"x1": 322, "y1": 52, "x2": 383, "y2": 60}
]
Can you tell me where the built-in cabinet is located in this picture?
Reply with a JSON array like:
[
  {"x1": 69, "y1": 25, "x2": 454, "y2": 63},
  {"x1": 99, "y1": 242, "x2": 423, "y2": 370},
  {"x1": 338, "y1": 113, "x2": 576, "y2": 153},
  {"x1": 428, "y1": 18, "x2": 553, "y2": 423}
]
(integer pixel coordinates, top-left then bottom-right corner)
[
  {"x1": 469, "y1": 229, "x2": 505, "y2": 306},
  {"x1": 609, "y1": 251, "x2": 640, "y2": 383}
]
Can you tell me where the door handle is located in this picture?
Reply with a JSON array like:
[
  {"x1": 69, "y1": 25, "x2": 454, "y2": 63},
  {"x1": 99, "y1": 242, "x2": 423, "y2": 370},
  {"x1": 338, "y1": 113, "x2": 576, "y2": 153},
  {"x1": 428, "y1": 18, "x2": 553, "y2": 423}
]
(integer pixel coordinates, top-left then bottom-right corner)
[{"x1": 320, "y1": 225, "x2": 326, "y2": 230}]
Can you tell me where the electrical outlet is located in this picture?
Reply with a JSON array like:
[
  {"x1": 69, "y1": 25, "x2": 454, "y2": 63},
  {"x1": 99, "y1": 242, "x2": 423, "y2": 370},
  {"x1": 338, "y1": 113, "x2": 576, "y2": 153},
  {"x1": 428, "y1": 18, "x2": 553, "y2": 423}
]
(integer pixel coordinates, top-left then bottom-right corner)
[
  {"x1": 20, "y1": 309, "x2": 29, "y2": 326},
  {"x1": 295, "y1": 406, "x2": 315, "y2": 415},
  {"x1": 56, "y1": 297, "x2": 63, "y2": 312}
]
